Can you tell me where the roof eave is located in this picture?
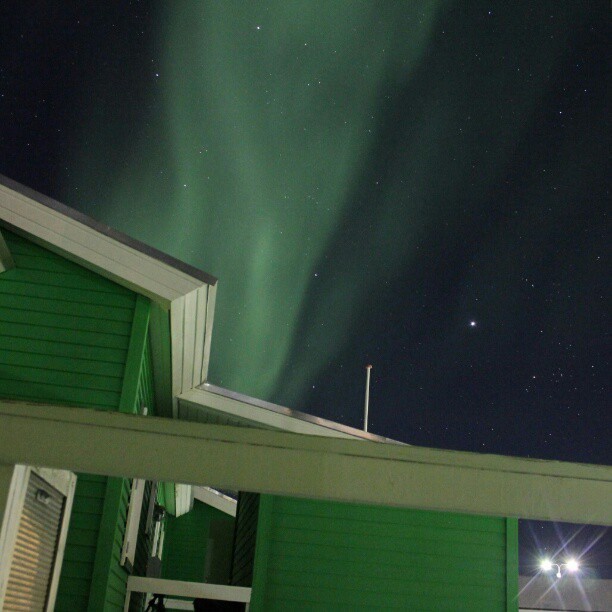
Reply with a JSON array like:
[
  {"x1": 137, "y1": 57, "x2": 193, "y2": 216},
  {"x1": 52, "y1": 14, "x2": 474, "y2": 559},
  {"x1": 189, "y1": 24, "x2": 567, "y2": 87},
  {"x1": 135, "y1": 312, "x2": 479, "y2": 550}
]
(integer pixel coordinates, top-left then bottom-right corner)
[{"x1": 0, "y1": 175, "x2": 218, "y2": 418}]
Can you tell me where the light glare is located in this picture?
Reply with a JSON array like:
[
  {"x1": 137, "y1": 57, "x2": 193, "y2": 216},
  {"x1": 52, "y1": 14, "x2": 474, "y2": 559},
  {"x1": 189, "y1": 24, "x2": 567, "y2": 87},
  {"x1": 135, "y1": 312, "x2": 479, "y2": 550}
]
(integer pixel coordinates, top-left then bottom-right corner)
[
  {"x1": 566, "y1": 558, "x2": 579, "y2": 572},
  {"x1": 540, "y1": 558, "x2": 553, "y2": 571}
]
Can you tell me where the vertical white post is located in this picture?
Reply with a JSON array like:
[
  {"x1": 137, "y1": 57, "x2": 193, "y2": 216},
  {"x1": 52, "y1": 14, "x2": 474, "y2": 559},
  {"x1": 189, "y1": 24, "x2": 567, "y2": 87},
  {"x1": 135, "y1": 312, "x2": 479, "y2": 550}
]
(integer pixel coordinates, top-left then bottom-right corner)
[{"x1": 364, "y1": 365, "x2": 372, "y2": 432}]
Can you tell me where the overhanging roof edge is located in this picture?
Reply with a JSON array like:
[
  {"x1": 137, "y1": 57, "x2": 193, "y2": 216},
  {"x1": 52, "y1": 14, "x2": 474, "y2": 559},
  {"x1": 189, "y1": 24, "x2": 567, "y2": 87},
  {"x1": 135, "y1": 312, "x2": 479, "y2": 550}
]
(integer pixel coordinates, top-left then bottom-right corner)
[
  {"x1": 0, "y1": 174, "x2": 217, "y2": 287},
  {"x1": 182, "y1": 384, "x2": 401, "y2": 443}
]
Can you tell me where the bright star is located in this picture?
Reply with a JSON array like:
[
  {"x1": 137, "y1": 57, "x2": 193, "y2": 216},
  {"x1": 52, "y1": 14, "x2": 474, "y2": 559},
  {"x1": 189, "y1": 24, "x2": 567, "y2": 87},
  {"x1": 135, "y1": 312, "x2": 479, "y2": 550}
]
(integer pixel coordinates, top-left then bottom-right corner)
[{"x1": 470, "y1": 321, "x2": 477, "y2": 327}]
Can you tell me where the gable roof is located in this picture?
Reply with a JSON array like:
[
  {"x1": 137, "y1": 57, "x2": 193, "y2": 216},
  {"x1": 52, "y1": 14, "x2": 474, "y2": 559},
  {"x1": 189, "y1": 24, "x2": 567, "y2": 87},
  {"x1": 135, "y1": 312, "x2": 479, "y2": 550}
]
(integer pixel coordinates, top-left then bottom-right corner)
[
  {"x1": 179, "y1": 383, "x2": 402, "y2": 442},
  {"x1": 0, "y1": 174, "x2": 217, "y2": 417}
]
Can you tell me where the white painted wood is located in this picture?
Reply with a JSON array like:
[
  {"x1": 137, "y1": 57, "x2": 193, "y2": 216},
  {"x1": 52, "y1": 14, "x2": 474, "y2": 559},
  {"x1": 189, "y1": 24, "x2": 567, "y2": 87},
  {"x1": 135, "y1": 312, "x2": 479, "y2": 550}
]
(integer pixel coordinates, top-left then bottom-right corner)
[
  {"x1": 126, "y1": 576, "x2": 251, "y2": 601},
  {"x1": 192, "y1": 286, "x2": 208, "y2": 388},
  {"x1": 193, "y1": 487, "x2": 237, "y2": 517},
  {"x1": 0, "y1": 183, "x2": 205, "y2": 306},
  {"x1": 34, "y1": 467, "x2": 74, "y2": 497},
  {"x1": 44, "y1": 469, "x2": 76, "y2": 612},
  {"x1": 1, "y1": 180, "x2": 220, "y2": 433},
  {"x1": 0, "y1": 465, "x2": 76, "y2": 611},
  {"x1": 1, "y1": 402, "x2": 611, "y2": 525},
  {"x1": 157, "y1": 522, "x2": 165, "y2": 558},
  {"x1": 0, "y1": 465, "x2": 29, "y2": 604},
  {"x1": 0, "y1": 229, "x2": 15, "y2": 273},
  {"x1": 174, "y1": 483, "x2": 193, "y2": 517},
  {"x1": 170, "y1": 295, "x2": 186, "y2": 407},
  {"x1": 123, "y1": 588, "x2": 131, "y2": 612},
  {"x1": 179, "y1": 387, "x2": 364, "y2": 438},
  {"x1": 182, "y1": 290, "x2": 198, "y2": 393},
  {"x1": 121, "y1": 478, "x2": 146, "y2": 570},
  {"x1": 0, "y1": 465, "x2": 14, "y2": 542},
  {"x1": 201, "y1": 283, "x2": 217, "y2": 382}
]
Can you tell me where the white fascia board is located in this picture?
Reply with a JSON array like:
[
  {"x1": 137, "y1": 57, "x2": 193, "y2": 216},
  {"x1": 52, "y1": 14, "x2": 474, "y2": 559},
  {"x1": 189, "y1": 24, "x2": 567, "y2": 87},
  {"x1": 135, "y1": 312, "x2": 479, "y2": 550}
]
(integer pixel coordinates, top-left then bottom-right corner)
[
  {"x1": 170, "y1": 286, "x2": 212, "y2": 411},
  {"x1": 121, "y1": 478, "x2": 146, "y2": 570},
  {"x1": 0, "y1": 229, "x2": 15, "y2": 273},
  {"x1": 2, "y1": 401, "x2": 611, "y2": 525},
  {"x1": 161, "y1": 482, "x2": 193, "y2": 518},
  {"x1": 126, "y1": 577, "x2": 251, "y2": 602},
  {"x1": 0, "y1": 177, "x2": 218, "y2": 426},
  {"x1": 200, "y1": 283, "x2": 217, "y2": 383},
  {"x1": 178, "y1": 387, "x2": 362, "y2": 439},
  {"x1": 174, "y1": 483, "x2": 193, "y2": 517},
  {"x1": 0, "y1": 465, "x2": 29, "y2": 602},
  {"x1": 0, "y1": 181, "x2": 209, "y2": 307},
  {"x1": 193, "y1": 487, "x2": 237, "y2": 517}
]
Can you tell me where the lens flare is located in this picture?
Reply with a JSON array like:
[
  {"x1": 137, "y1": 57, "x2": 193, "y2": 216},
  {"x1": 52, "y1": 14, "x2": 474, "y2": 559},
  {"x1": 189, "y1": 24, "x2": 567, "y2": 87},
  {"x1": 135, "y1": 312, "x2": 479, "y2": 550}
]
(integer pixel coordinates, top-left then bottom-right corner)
[
  {"x1": 566, "y1": 558, "x2": 579, "y2": 572},
  {"x1": 540, "y1": 558, "x2": 553, "y2": 571}
]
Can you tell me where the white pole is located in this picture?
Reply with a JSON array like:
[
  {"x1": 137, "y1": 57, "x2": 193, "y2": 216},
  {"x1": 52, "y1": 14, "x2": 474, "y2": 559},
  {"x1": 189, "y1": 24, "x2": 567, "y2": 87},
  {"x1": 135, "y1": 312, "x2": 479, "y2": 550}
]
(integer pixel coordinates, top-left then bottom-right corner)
[{"x1": 364, "y1": 365, "x2": 372, "y2": 432}]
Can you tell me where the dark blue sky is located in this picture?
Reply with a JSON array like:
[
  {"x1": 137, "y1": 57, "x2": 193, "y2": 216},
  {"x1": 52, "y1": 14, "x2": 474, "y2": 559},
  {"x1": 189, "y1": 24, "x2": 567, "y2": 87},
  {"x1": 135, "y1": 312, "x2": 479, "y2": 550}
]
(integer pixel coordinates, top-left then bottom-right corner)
[{"x1": 0, "y1": 1, "x2": 609, "y2": 578}]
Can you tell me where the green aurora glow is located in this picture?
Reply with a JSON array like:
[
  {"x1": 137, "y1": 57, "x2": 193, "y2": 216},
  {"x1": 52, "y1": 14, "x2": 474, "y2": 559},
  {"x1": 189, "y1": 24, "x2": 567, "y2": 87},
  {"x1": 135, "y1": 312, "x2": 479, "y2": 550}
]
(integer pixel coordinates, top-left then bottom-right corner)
[
  {"x1": 69, "y1": 3, "x2": 444, "y2": 403},
  {"x1": 64, "y1": 2, "x2": 591, "y2": 413}
]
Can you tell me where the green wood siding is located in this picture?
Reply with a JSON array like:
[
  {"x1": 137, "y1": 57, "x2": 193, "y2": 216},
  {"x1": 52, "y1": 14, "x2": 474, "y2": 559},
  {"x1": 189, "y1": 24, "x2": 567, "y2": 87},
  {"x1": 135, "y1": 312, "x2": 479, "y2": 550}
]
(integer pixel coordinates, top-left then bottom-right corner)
[
  {"x1": 506, "y1": 518, "x2": 519, "y2": 612},
  {"x1": 0, "y1": 230, "x2": 135, "y2": 410},
  {"x1": 162, "y1": 501, "x2": 232, "y2": 582},
  {"x1": 55, "y1": 474, "x2": 106, "y2": 611},
  {"x1": 0, "y1": 229, "x2": 155, "y2": 611},
  {"x1": 250, "y1": 495, "x2": 513, "y2": 612},
  {"x1": 90, "y1": 302, "x2": 155, "y2": 612}
]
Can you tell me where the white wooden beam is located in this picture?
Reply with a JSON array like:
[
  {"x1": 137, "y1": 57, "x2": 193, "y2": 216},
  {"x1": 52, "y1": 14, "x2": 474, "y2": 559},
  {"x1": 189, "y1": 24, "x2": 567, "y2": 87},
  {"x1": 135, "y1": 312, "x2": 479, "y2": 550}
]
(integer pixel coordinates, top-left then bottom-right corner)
[
  {"x1": 0, "y1": 229, "x2": 14, "y2": 273},
  {"x1": 0, "y1": 179, "x2": 214, "y2": 307},
  {"x1": 179, "y1": 387, "x2": 380, "y2": 439},
  {"x1": 171, "y1": 287, "x2": 214, "y2": 405},
  {"x1": 193, "y1": 487, "x2": 237, "y2": 517},
  {"x1": 123, "y1": 576, "x2": 251, "y2": 612},
  {"x1": 0, "y1": 401, "x2": 610, "y2": 525}
]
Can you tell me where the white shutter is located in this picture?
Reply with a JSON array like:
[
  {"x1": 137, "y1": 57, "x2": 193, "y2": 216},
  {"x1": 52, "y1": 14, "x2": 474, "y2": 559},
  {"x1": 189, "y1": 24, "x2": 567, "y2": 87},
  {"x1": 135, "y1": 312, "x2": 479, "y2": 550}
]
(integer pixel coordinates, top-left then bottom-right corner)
[
  {"x1": 0, "y1": 467, "x2": 75, "y2": 611},
  {"x1": 121, "y1": 478, "x2": 146, "y2": 572},
  {"x1": 3, "y1": 473, "x2": 64, "y2": 611}
]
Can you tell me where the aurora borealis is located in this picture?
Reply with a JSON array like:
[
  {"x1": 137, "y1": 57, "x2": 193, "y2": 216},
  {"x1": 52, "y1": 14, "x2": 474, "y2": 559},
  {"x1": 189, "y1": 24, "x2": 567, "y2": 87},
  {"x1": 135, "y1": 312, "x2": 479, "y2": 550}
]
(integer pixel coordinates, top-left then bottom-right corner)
[{"x1": 0, "y1": 1, "x2": 609, "y2": 575}]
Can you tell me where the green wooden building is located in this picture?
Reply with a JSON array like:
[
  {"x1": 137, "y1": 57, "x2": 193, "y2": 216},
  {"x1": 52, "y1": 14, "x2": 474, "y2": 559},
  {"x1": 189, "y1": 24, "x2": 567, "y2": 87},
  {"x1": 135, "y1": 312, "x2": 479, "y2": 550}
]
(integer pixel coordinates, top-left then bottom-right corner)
[
  {"x1": 163, "y1": 384, "x2": 519, "y2": 612},
  {"x1": 0, "y1": 175, "x2": 220, "y2": 610},
  {"x1": 1, "y1": 176, "x2": 609, "y2": 611}
]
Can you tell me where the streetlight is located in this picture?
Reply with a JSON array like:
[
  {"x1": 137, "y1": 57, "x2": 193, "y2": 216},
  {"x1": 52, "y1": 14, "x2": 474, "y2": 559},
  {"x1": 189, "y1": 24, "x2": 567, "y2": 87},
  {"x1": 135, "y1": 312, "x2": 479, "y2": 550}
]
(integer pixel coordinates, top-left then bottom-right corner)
[{"x1": 540, "y1": 557, "x2": 580, "y2": 578}]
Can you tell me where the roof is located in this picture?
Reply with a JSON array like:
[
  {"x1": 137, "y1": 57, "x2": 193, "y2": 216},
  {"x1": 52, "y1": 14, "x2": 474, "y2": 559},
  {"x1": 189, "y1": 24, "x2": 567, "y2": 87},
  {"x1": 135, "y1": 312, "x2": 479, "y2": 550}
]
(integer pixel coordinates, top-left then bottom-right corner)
[
  {"x1": 179, "y1": 383, "x2": 402, "y2": 442},
  {"x1": 518, "y1": 575, "x2": 612, "y2": 611},
  {"x1": 0, "y1": 174, "x2": 216, "y2": 299},
  {"x1": 0, "y1": 174, "x2": 217, "y2": 417}
]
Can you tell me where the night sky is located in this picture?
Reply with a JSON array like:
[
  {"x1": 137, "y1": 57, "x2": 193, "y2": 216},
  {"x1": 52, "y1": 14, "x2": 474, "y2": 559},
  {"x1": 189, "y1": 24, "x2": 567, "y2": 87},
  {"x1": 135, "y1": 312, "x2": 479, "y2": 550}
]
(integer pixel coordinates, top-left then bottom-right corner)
[{"x1": 1, "y1": 1, "x2": 609, "y2": 579}]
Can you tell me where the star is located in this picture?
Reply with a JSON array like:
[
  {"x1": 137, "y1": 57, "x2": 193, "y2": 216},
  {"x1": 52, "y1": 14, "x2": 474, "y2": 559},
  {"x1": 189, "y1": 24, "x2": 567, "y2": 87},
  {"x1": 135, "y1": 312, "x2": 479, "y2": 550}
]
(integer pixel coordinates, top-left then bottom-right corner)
[{"x1": 470, "y1": 321, "x2": 477, "y2": 327}]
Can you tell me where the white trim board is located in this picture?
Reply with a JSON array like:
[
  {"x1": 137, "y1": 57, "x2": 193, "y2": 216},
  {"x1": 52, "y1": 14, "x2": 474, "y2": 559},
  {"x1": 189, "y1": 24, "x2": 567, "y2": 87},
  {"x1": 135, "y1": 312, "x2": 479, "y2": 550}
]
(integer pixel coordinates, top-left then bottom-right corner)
[
  {"x1": 0, "y1": 465, "x2": 76, "y2": 611},
  {"x1": 0, "y1": 465, "x2": 29, "y2": 602},
  {"x1": 125, "y1": 576, "x2": 251, "y2": 602},
  {"x1": 178, "y1": 386, "x2": 392, "y2": 440},
  {"x1": 0, "y1": 229, "x2": 14, "y2": 273},
  {"x1": 1, "y1": 402, "x2": 611, "y2": 525},
  {"x1": 1, "y1": 182, "x2": 198, "y2": 306},
  {"x1": 0, "y1": 175, "x2": 218, "y2": 412},
  {"x1": 193, "y1": 487, "x2": 237, "y2": 517},
  {"x1": 44, "y1": 468, "x2": 77, "y2": 612},
  {"x1": 121, "y1": 478, "x2": 146, "y2": 571}
]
